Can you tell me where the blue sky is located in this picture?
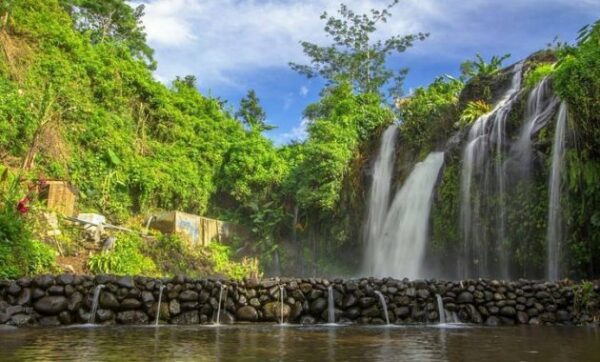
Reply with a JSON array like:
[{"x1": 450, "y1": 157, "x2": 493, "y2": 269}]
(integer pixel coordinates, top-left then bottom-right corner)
[{"x1": 136, "y1": 0, "x2": 599, "y2": 144}]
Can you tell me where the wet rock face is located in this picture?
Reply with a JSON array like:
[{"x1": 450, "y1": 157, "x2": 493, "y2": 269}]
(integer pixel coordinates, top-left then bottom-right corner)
[{"x1": 0, "y1": 274, "x2": 597, "y2": 326}]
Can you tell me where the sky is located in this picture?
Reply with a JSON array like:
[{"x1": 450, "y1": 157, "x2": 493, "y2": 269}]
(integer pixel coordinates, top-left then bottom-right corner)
[{"x1": 134, "y1": 0, "x2": 600, "y2": 145}]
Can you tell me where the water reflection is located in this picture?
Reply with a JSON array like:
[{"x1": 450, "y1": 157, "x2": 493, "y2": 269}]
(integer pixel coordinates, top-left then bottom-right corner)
[{"x1": 0, "y1": 325, "x2": 599, "y2": 361}]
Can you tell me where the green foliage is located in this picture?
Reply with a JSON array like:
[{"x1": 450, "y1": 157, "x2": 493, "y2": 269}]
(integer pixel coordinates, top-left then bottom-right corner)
[
  {"x1": 459, "y1": 100, "x2": 491, "y2": 126},
  {"x1": 296, "y1": 83, "x2": 392, "y2": 211},
  {"x1": 524, "y1": 63, "x2": 554, "y2": 89},
  {"x1": 236, "y1": 90, "x2": 274, "y2": 132},
  {"x1": 88, "y1": 233, "x2": 157, "y2": 275},
  {"x1": 399, "y1": 76, "x2": 463, "y2": 151},
  {"x1": 208, "y1": 242, "x2": 260, "y2": 280},
  {"x1": 574, "y1": 280, "x2": 596, "y2": 313},
  {"x1": 461, "y1": 53, "x2": 511, "y2": 80},
  {"x1": 142, "y1": 233, "x2": 211, "y2": 277},
  {"x1": 0, "y1": 171, "x2": 57, "y2": 278},
  {"x1": 289, "y1": 1, "x2": 428, "y2": 98},
  {"x1": 61, "y1": 0, "x2": 155, "y2": 68}
]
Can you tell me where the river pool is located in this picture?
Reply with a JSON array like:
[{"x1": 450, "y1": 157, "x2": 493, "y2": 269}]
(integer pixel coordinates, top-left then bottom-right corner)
[{"x1": 0, "y1": 324, "x2": 598, "y2": 361}]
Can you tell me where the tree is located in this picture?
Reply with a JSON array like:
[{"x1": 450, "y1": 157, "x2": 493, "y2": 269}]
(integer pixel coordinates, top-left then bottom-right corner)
[
  {"x1": 236, "y1": 90, "x2": 274, "y2": 132},
  {"x1": 61, "y1": 0, "x2": 155, "y2": 69},
  {"x1": 460, "y1": 53, "x2": 511, "y2": 80},
  {"x1": 289, "y1": 1, "x2": 428, "y2": 98}
]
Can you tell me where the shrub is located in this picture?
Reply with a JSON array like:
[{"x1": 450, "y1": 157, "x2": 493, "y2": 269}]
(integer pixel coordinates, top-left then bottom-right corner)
[
  {"x1": 88, "y1": 233, "x2": 157, "y2": 275},
  {"x1": 459, "y1": 100, "x2": 492, "y2": 127},
  {"x1": 208, "y1": 242, "x2": 261, "y2": 280},
  {"x1": 524, "y1": 63, "x2": 554, "y2": 89}
]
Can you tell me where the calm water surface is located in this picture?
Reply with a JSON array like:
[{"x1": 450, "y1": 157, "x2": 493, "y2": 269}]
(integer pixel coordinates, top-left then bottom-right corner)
[{"x1": 0, "y1": 324, "x2": 598, "y2": 361}]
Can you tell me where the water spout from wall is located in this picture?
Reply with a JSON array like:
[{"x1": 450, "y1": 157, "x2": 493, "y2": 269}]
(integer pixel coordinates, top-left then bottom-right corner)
[
  {"x1": 374, "y1": 291, "x2": 390, "y2": 325},
  {"x1": 327, "y1": 285, "x2": 335, "y2": 324},
  {"x1": 88, "y1": 284, "x2": 105, "y2": 324},
  {"x1": 436, "y1": 294, "x2": 445, "y2": 324},
  {"x1": 214, "y1": 284, "x2": 226, "y2": 326},
  {"x1": 279, "y1": 285, "x2": 285, "y2": 325},
  {"x1": 155, "y1": 284, "x2": 165, "y2": 326}
]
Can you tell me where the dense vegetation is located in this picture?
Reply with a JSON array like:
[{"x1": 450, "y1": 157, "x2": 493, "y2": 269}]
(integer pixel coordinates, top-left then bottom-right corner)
[{"x1": 0, "y1": 0, "x2": 598, "y2": 280}]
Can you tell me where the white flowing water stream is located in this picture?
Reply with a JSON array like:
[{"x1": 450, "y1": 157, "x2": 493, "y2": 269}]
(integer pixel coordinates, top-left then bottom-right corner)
[
  {"x1": 459, "y1": 63, "x2": 523, "y2": 279},
  {"x1": 546, "y1": 102, "x2": 568, "y2": 280},
  {"x1": 365, "y1": 152, "x2": 444, "y2": 278}
]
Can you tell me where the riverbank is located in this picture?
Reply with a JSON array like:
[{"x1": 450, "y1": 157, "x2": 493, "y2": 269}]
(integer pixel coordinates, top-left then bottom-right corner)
[{"x1": 1, "y1": 275, "x2": 598, "y2": 327}]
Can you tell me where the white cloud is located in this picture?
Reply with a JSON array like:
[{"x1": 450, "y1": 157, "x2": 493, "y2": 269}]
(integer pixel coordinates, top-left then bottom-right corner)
[
  {"x1": 136, "y1": 0, "x2": 600, "y2": 86},
  {"x1": 276, "y1": 118, "x2": 309, "y2": 145},
  {"x1": 299, "y1": 86, "x2": 309, "y2": 97}
]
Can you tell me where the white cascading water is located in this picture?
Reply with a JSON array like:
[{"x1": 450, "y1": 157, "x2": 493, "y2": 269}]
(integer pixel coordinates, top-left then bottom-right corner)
[
  {"x1": 459, "y1": 62, "x2": 523, "y2": 279},
  {"x1": 363, "y1": 125, "x2": 398, "y2": 268},
  {"x1": 366, "y1": 152, "x2": 445, "y2": 278},
  {"x1": 546, "y1": 102, "x2": 567, "y2": 280},
  {"x1": 510, "y1": 77, "x2": 559, "y2": 178}
]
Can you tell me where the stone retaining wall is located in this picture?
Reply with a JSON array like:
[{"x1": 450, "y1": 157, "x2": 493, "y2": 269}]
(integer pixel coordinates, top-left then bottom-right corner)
[{"x1": 1, "y1": 275, "x2": 598, "y2": 327}]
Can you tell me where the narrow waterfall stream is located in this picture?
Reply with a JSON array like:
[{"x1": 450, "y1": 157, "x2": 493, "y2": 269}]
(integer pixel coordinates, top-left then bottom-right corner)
[
  {"x1": 88, "y1": 284, "x2": 105, "y2": 324},
  {"x1": 374, "y1": 291, "x2": 390, "y2": 325},
  {"x1": 459, "y1": 62, "x2": 523, "y2": 279},
  {"x1": 366, "y1": 152, "x2": 444, "y2": 278},
  {"x1": 327, "y1": 285, "x2": 335, "y2": 324},
  {"x1": 436, "y1": 294, "x2": 445, "y2": 324},
  {"x1": 215, "y1": 284, "x2": 226, "y2": 325},
  {"x1": 547, "y1": 102, "x2": 568, "y2": 280},
  {"x1": 155, "y1": 284, "x2": 165, "y2": 326}
]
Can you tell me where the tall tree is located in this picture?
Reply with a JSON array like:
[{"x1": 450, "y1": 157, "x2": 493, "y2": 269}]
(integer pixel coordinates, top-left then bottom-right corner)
[
  {"x1": 236, "y1": 90, "x2": 274, "y2": 132},
  {"x1": 61, "y1": 0, "x2": 155, "y2": 68},
  {"x1": 289, "y1": 1, "x2": 428, "y2": 99}
]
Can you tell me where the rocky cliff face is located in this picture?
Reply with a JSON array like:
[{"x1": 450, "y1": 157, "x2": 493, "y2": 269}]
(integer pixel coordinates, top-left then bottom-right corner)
[{"x1": 1, "y1": 274, "x2": 598, "y2": 326}]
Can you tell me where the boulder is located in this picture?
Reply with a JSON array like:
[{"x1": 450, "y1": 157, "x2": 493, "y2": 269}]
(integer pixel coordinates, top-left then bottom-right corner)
[
  {"x1": 179, "y1": 290, "x2": 199, "y2": 302},
  {"x1": 120, "y1": 298, "x2": 142, "y2": 310},
  {"x1": 310, "y1": 298, "x2": 327, "y2": 314},
  {"x1": 236, "y1": 306, "x2": 258, "y2": 322},
  {"x1": 116, "y1": 276, "x2": 135, "y2": 289},
  {"x1": 34, "y1": 296, "x2": 68, "y2": 315},
  {"x1": 99, "y1": 292, "x2": 119, "y2": 309},
  {"x1": 457, "y1": 291, "x2": 474, "y2": 304}
]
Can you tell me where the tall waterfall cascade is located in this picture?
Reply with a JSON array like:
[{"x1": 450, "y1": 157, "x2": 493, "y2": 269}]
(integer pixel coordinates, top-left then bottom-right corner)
[
  {"x1": 363, "y1": 125, "x2": 399, "y2": 251},
  {"x1": 459, "y1": 63, "x2": 523, "y2": 279},
  {"x1": 547, "y1": 102, "x2": 568, "y2": 280},
  {"x1": 364, "y1": 150, "x2": 445, "y2": 279}
]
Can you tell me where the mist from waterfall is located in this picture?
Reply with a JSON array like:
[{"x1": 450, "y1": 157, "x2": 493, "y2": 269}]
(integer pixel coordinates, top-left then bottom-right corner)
[
  {"x1": 459, "y1": 62, "x2": 523, "y2": 279},
  {"x1": 365, "y1": 152, "x2": 444, "y2": 278},
  {"x1": 547, "y1": 102, "x2": 568, "y2": 280}
]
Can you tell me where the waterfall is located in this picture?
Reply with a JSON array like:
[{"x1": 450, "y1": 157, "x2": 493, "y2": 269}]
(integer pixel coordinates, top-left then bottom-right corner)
[
  {"x1": 155, "y1": 284, "x2": 165, "y2": 326},
  {"x1": 363, "y1": 125, "x2": 398, "y2": 275},
  {"x1": 511, "y1": 78, "x2": 559, "y2": 177},
  {"x1": 459, "y1": 62, "x2": 523, "y2": 279},
  {"x1": 88, "y1": 284, "x2": 105, "y2": 324},
  {"x1": 279, "y1": 285, "x2": 285, "y2": 325},
  {"x1": 214, "y1": 284, "x2": 226, "y2": 325},
  {"x1": 366, "y1": 152, "x2": 444, "y2": 278},
  {"x1": 374, "y1": 291, "x2": 390, "y2": 325},
  {"x1": 327, "y1": 285, "x2": 335, "y2": 324},
  {"x1": 435, "y1": 294, "x2": 445, "y2": 324},
  {"x1": 547, "y1": 102, "x2": 568, "y2": 280}
]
